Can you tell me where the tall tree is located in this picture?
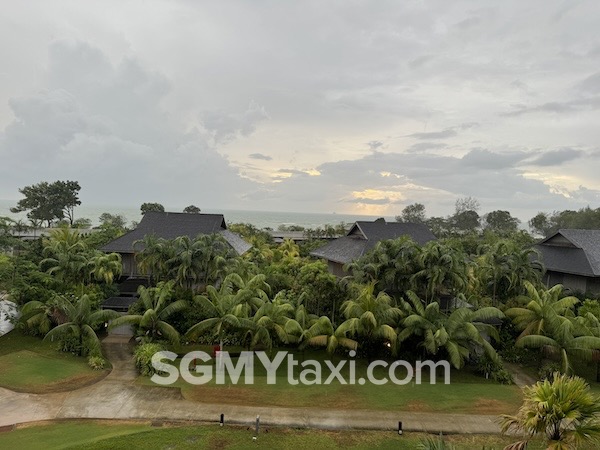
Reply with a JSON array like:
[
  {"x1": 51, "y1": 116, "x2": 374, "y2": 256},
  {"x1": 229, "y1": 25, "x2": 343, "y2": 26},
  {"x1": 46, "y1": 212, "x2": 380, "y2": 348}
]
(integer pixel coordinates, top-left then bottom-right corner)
[
  {"x1": 483, "y1": 210, "x2": 520, "y2": 235},
  {"x1": 396, "y1": 203, "x2": 426, "y2": 223},
  {"x1": 140, "y1": 202, "x2": 165, "y2": 215},
  {"x1": 183, "y1": 205, "x2": 201, "y2": 214},
  {"x1": 11, "y1": 180, "x2": 81, "y2": 227}
]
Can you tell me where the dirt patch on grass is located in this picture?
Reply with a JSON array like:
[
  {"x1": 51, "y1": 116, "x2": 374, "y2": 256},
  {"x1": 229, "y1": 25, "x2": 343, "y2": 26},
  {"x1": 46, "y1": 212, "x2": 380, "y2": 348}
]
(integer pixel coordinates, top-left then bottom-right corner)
[
  {"x1": 471, "y1": 397, "x2": 512, "y2": 414},
  {"x1": 404, "y1": 400, "x2": 435, "y2": 412}
]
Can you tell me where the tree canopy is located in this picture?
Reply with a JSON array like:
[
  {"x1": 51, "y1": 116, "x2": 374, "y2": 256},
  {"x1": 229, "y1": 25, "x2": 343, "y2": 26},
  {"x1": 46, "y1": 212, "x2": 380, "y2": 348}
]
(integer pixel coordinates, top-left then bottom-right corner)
[
  {"x1": 11, "y1": 180, "x2": 81, "y2": 227},
  {"x1": 140, "y1": 202, "x2": 165, "y2": 215}
]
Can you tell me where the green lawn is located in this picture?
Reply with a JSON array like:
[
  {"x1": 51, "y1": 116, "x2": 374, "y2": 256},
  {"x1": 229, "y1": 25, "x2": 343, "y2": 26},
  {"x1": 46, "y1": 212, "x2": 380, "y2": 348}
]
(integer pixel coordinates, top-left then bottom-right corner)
[
  {"x1": 0, "y1": 420, "x2": 550, "y2": 450},
  {"x1": 0, "y1": 330, "x2": 109, "y2": 393},
  {"x1": 138, "y1": 346, "x2": 523, "y2": 415}
]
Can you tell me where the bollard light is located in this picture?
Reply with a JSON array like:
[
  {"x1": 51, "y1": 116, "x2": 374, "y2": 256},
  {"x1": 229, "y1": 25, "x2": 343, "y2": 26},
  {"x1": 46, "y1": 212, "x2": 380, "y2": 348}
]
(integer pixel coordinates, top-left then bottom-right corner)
[
  {"x1": 398, "y1": 421, "x2": 403, "y2": 435},
  {"x1": 220, "y1": 413, "x2": 224, "y2": 427}
]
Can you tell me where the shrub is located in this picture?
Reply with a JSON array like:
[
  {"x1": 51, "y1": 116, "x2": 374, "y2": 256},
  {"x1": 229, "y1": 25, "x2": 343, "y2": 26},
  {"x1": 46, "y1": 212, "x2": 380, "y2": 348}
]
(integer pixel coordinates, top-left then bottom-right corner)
[
  {"x1": 56, "y1": 335, "x2": 82, "y2": 355},
  {"x1": 492, "y1": 368, "x2": 514, "y2": 385},
  {"x1": 87, "y1": 356, "x2": 107, "y2": 370},
  {"x1": 474, "y1": 354, "x2": 514, "y2": 385},
  {"x1": 538, "y1": 361, "x2": 561, "y2": 381},
  {"x1": 134, "y1": 342, "x2": 166, "y2": 376}
]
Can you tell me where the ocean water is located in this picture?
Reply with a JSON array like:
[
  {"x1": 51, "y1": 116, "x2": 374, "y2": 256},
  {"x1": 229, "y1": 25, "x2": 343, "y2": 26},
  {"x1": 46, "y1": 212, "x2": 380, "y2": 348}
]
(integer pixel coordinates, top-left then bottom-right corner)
[{"x1": 0, "y1": 199, "x2": 392, "y2": 230}]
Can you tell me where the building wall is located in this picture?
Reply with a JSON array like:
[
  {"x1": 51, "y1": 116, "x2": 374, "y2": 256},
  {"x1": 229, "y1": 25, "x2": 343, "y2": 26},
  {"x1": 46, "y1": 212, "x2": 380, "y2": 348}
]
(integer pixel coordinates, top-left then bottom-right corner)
[
  {"x1": 563, "y1": 274, "x2": 588, "y2": 294},
  {"x1": 545, "y1": 270, "x2": 600, "y2": 295},
  {"x1": 121, "y1": 253, "x2": 141, "y2": 277},
  {"x1": 327, "y1": 260, "x2": 347, "y2": 278}
]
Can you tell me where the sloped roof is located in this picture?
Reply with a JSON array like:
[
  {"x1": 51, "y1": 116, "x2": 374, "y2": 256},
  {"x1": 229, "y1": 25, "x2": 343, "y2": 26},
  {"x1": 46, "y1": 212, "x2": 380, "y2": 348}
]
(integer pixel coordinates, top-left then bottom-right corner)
[
  {"x1": 310, "y1": 219, "x2": 436, "y2": 265},
  {"x1": 536, "y1": 229, "x2": 600, "y2": 277},
  {"x1": 101, "y1": 211, "x2": 250, "y2": 255}
]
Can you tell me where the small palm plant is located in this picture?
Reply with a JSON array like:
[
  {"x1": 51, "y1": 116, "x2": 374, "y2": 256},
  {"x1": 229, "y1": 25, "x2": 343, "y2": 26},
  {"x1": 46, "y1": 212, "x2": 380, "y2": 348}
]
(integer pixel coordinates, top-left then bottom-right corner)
[
  {"x1": 501, "y1": 372, "x2": 600, "y2": 449},
  {"x1": 44, "y1": 294, "x2": 120, "y2": 357},
  {"x1": 109, "y1": 281, "x2": 187, "y2": 346}
]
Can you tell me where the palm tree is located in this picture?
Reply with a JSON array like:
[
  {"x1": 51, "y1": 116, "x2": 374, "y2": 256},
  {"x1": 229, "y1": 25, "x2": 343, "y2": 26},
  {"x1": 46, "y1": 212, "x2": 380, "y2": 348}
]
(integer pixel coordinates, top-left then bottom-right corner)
[
  {"x1": 412, "y1": 241, "x2": 469, "y2": 304},
  {"x1": 89, "y1": 252, "x2": 122, "y2": 284},
  {"x1": 250, "y1": 294, "x2": 303, "y2": 353},
  {"x1": 44, "y1": 294, "x2": 120, "y2": 357},
  {"x1": 478, "y1": 240, "x2": 543, "y2": 304},
  {"x1": 399, "y1": 291, "x2": 504, "y2": 368},
  {"x1": 167, "y1": 235, "x2": 206, "y2": 289},
  {"x1": 109, "y1": 281, "x2": 186, "y2": 346},
  {"x1": 501, "y1": 373, "x2": 600, "y2": 449},
  {"x1": 335, "y1": 282, "x2": 403, "y2": 357},
  {"x1": 516, "y1": 317, "x2": 600, "y2": 375},
  {"x1": 41, "y1": 228, "x2": 89, "y2": 285},
  {"x1": 301, "y1": 315, "x2": 358, "y2": 353},
  {"x1": 506, "y1": 281, "x2": 578, "y2": 340},
  {"x1": 228, "y1": 273, "x2": 270, "y2": 317},
  {"x1": 347, "y1": 236, "x2": 421, "y2": 295},
  {"x1": 134, "y1": 234, "x2": 172, "y2": 284},
  {"x1": 186, "y1": 277, "x2": 253, "y2": 350},
  {"x1": 19, "y1": 298, "x2": 63, "y2": 336}
]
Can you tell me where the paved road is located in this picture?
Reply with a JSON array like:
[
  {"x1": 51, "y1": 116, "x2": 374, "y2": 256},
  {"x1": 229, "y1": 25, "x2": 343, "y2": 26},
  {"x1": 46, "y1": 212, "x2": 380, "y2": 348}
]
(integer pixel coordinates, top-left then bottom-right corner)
[{"x1": 0, "y1": 336, "x2": 503, "y2": 434}]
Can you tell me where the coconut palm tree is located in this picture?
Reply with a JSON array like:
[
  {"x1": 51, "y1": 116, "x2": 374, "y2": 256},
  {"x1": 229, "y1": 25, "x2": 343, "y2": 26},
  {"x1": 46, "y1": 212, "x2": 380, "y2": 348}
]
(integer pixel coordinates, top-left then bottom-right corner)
[
  {"x1": 335, "y1": 282, "x2": 403, "y2": 357},
  {"x1": 186, "y1": 277, "x2": 253, "y2": 350},
  {"x1": 19, "y1": 298, "x2": 63, "y2": 336},
  {"x1": 478, "y1": 240, "x2": 543, "y2": 304},
  {"x1": 501, "y1": 373, "x2": 600, "y2": 449},
  {"x1": 134, "y1": 234, "x2": 172, "y2": 284},
  {"x1": 300, "y1": 315, "x2": 358, "y2": 353},
  {"x1": 399, "y1": 291, "x2": 504, "y2": 368},
  {"x1": 505, "y1": 281, "x2": 578, "y2": 340},
  {"x1": 109, "y1": 281, "x2": 186, "y2": 346},
  {"x1": 250, "y1": 294, "x2": 303, "y2": 353},
  {"x1": 89, "y1": 252, "x2": 122, "y2": 284},
  {"x1": 347, "y1": 236, "x2": 421, "y2": 295},
  {"x1": 44, "y1": 294, "x2": 120, "y2": 357},
  {"x1": 411, "y1": 241, "x2": 469, "y2": 304},
  {"x1": 516, "y1": 317, "x2": 600, "y2": 375},
  {"x1": 41, "y1": 228, "x2": 89, "y2": 285},
  {"x1": 228, "y1": 273, "x2": 270, "y2": 317}
]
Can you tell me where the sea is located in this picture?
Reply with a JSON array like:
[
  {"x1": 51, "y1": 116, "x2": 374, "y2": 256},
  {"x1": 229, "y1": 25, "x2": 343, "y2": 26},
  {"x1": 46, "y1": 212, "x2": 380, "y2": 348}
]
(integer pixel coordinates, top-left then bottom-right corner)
[{"x1": 0, "y1": 199, "x2": 392, "y2": 230}]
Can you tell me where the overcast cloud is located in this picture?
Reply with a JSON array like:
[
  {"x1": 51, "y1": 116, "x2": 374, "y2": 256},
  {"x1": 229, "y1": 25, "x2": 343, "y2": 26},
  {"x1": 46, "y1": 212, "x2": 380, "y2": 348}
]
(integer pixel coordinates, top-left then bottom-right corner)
[{"x1": 1, "y1": 1, "x2": 599, "y2": 221}]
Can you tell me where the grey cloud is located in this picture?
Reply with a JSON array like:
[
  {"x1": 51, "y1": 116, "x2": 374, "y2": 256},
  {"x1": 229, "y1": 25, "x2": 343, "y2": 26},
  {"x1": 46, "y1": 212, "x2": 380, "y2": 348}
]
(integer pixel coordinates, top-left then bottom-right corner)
[
  {"x1": 528, "y1": 148, "x2": 584, "y2": 166},
  {"x1": 0, "y1": 40, "x2": 257, "y2": 208},
  {"x1": 249, "y1": 153, "x2": 272, "y2": 161},
  {"x1": 578, "y1": 72, "x2": 600, "y2": 94},
  {"x1": 348, "y1": 197, "x2": 390, "y2": 205},
  {"x1": 201, "y1": 102, "x2": 268, "y2": 144},
  {"x1": 408, "y1": 129, "x2": 457, "y2": 140},
  {"x1": 407, "y1": 142, "x2": 447, "y2": 153},
  {"x1": 367, "y1": 140, "x2": 384, "y2": 151},
  {"x1": 461, "y1": 149, "x2": 529, "y2": 170}
]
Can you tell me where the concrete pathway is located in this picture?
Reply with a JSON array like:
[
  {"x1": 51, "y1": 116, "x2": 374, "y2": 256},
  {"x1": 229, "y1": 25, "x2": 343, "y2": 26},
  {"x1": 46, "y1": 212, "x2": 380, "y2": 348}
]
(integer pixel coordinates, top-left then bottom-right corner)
[
  {"x1": 0, "y1": 336, "x2": 503, "y2": 434},
  {"x1": 504, "y1": 362, "x2": 537, "y2": 388}
]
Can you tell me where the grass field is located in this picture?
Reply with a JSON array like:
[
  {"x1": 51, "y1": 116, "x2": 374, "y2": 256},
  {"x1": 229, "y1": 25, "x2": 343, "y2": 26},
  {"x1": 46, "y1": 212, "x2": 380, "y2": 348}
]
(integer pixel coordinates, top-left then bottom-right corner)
[
  {"x1": 138, "y1": 345, "x2": 523, "y2": 415},
  {"x1": 0, "y1": 420, "x2": 551, "y2": 450},
  {"x1": 0, "y1": 330, "x2": 109, "y2": 393}
]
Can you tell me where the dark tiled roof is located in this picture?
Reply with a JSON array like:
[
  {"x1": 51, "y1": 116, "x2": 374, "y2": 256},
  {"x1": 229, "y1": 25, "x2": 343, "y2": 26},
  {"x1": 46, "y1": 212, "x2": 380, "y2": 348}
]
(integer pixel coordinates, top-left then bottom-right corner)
[
  {"x1": 310, "y1": 219, "x2": 436, "y2": 264},
  {"x1": 536, "y1": 229, "x2": 600, "y2": 277},
  {"x1": 101, "y1": 211, "x2": 250, "y2": 255}
]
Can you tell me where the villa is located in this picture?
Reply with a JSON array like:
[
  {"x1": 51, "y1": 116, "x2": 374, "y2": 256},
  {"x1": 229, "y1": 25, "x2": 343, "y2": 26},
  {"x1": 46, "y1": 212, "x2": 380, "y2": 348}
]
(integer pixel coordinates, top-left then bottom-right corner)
[
  {"x1": 310, "y1": 218, "x2": 437, "y2": 277},
  {"x1": 535, "y1": 229, "x2": 600, "y2": 294}
]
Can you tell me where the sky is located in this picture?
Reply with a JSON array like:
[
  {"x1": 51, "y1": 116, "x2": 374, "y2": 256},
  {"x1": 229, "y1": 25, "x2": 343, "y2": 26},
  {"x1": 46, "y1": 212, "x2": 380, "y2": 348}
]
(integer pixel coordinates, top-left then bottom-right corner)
[{"x1": 0, "y1": 1, "x2": 599, "y2": 222}]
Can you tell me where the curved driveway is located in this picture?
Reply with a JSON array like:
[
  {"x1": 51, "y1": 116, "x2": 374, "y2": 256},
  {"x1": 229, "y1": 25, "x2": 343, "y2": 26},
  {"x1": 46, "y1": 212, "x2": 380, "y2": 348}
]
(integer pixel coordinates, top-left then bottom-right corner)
[{"x1": 0, "y1": 335, "x2": 502, "y2": 434}]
